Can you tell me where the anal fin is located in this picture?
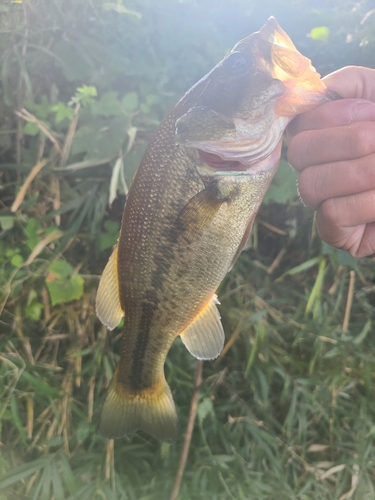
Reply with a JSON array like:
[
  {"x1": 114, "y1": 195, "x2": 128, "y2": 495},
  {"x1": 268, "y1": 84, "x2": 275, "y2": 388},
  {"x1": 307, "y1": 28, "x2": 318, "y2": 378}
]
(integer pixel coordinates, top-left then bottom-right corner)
[
  {"x1": 180, "y1": 295, "x2": 224, "y2": 360},
  {"x1": 96, "y1": 244, "x2": 124, "y2": 330}
]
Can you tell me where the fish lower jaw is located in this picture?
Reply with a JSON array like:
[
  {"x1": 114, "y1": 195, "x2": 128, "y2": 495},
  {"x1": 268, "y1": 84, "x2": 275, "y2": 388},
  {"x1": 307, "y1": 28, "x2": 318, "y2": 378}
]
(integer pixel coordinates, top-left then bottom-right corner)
[
  {"x1": 194, "y1": 116, "x2": 288, "y2": 175},
  {"x1": 197, "y1": 139, "x2": 282, "y2": 177}
]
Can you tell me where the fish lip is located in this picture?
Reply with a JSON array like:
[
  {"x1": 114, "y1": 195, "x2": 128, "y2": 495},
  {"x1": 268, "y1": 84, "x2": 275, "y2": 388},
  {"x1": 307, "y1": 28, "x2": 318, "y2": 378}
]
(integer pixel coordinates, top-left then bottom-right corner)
[
  {"x1": 195, "y1": 145, "x2": 280, "y2": 177},
  {"x1": 185, "y1": 114, "x2": 289, "y2": 174}
]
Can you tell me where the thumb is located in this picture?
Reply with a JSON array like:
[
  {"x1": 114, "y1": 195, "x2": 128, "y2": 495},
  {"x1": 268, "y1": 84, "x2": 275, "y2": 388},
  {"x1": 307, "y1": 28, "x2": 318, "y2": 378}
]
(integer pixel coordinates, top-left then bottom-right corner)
[{"x1": 323, "y1": 66, "x2": 375, "y2": 102}]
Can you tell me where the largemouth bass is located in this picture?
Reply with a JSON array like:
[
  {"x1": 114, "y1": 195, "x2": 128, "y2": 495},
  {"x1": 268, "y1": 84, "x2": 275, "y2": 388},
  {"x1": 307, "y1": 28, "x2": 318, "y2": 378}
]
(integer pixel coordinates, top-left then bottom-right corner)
[{"x1": 96, "y1": 17, "x2": 331, "y2": 443}]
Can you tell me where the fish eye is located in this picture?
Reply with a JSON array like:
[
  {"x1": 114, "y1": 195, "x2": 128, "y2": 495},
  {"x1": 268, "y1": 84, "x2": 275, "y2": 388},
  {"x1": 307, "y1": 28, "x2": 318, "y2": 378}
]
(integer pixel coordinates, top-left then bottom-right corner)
[{"x1": 225, "y1": 52, "x2": 250, "y2": 73}]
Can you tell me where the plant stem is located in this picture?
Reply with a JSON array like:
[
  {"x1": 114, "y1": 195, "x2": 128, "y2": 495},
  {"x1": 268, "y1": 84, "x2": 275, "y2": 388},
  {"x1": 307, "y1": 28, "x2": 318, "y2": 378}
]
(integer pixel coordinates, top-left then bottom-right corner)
[{"x1": 170, "y1": 360, "x2": 203, "y2": 500}]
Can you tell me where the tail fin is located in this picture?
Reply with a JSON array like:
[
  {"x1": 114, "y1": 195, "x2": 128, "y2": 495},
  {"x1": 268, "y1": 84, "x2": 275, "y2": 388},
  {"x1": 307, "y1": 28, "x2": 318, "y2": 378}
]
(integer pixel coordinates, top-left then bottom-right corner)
[{"x1": 98, "y1": 369, "x2": 178, "y2": 444}]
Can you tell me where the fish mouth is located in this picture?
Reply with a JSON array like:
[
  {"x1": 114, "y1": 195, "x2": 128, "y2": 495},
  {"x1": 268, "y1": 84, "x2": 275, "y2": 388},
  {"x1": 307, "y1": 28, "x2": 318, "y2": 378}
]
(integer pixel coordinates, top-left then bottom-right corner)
[
  {"x1": 191, "y1": 114, "x2": 288, "y2": 174},
  {"x1": 195, "y1": 141, "x2": 283, "y2": 178},
  {"x1": 198, "y1": 150, "x2": 250, "y2": 172}
]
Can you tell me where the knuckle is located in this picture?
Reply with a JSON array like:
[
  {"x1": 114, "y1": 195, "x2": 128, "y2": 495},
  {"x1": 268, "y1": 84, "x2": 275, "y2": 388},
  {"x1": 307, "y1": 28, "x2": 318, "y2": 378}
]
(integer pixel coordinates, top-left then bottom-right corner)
[
  {"x1": 319, "y1": 198, "x2": 341, "y2": 226},
  {"x1": 349, "y1": 122, "x2": 372, "y2": 157},
  {"x1": 298, "y1": 168, "x2": 321, "y2": 209},
  {"x1": 287, "y1": 132, "x2": 311, "y2": 170}
]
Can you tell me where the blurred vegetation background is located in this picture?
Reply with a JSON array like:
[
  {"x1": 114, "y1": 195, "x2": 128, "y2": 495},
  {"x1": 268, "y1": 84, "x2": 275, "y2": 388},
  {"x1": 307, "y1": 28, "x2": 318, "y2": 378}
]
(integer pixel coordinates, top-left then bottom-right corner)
[{"x1": 1, "y1": 0, "x2": 375, "y2": 498}]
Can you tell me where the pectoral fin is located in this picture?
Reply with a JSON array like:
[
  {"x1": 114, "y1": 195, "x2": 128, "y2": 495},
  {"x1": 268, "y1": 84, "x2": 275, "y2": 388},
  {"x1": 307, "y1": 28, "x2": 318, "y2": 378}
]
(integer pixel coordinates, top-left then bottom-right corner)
[
  {"x1": 177, "y1": 187, "x2": 224, "y2": 236},
  {"x1": 96, "y1": 245, "x2": 124, "y2": 330},
  {"x1": 180, "y1": 295, "x2": 224, "y2": 360}
]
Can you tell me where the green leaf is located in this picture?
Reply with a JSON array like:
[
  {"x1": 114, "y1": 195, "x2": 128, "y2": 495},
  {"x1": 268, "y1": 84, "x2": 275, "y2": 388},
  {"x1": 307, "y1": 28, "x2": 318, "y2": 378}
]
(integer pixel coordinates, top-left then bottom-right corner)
[
  {"x1": 50, "y1": 461, "x2": 65, "y2": 500},
  {"x1": 19, "y1": 369, "x2": 59, "y2": 397},
  {"x1": 10, "y1": 394, "x2": 27, "y2": 445},
  {"x1": 122, "y1": 92, "x2": 139, "y2": 112},
  {"x1": 98, "y1": 220, "x2": 119, "y2": 251},
  {"x1": 47, "y1": 274, "x2": 84, "y2": 306},
  {"x1": 305, "y1": 257, "x2": 326, "y2": 316},
  {"x1": 0, "y1": 216, "x2": 15, "y2": 230},
  {"x1": 0, "y1": 456, "x2": 52, "y2": 489},
  {"x1": 91, "y1": 91, "x2": 122, "y2": 117},
  {"x1": 197, "y1": 397, "x2": 214, "y2": 424},
  {"x1": 264, "y1": 160, "x2": 299, "y2": 204},
  {"x1": 11, "y1": 254, "x2": 23, "y2": 267},
  {"x1": 52, "y1": 103, "x2": 74, "y2": 123},
  {"x1": 23, "y1": 95, "x2": 51, "y2": 120},
  {"x1": 25, "y1": 218, "x2": 42, "y2": 249},
  {"x1": 104, "y1": 220, "x2": 120, "y2": 233},
  {"x1": 74, "y1": 85, "x2": 98, "y2": 106},
  {"x1": 310, "y1": 26, "x2": 330, "y2": 42},
  {"x1": 322, "y1": 242, "x2": 358, "y2": 269},
  {"x1": 46, "y1": 260, "x2": 84, "y2": 305},
  {"x1": 140, "y1": 103, "x2": 150, "y2": 114},
  {"x1": 123, "y1": 143, "x2": 147, "y2": 184},
  {"x1": 23, "y1": 122, "x2": 40, "y2": 136},
  {"x1": 25, "y1": 303, "x2": 43, "y2": 321},
  {"x1": 60, "y1": 453, "x2": 77, "y2": 496},
  {"x1": 49, "y1": 260, "x2": 74, "y2": 279},
  {"x1": 71, "y1": 115, "x2": 130, "y2": 160},
  {"x1": 276, "y1": 257, "x2": 321, "y2": 281}
]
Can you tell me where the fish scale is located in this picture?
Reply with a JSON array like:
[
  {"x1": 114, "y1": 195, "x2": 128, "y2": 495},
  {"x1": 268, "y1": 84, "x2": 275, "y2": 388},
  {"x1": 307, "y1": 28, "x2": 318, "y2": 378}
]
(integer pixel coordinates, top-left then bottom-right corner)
[{"x1": 95, "y1": 17, "x2": 332, "y2": 443}]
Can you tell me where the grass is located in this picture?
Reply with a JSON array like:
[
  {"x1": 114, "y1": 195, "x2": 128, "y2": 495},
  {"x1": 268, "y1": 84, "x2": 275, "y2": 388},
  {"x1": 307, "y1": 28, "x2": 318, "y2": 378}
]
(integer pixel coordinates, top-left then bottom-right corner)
[
  {"x1": 1, "y1": 0, "x2": 375, "y2": 498},
  {"x1": 2, "y1": 201, "x2": 375, "y2": 499}
]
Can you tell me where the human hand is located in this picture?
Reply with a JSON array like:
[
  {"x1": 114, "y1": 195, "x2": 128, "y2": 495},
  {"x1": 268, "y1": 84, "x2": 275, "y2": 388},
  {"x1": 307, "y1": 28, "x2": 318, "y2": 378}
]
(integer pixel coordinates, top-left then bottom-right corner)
[{"x1": 286, "y1": 66, "x2": 375, "y2": 257}]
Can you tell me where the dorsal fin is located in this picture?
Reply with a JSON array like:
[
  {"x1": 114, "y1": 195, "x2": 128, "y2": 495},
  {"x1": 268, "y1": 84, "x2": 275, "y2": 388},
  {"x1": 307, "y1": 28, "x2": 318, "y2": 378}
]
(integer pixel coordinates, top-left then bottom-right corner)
[
  {"x1": 96, "y1": 245, "x2": 124, "y2": 330},
  {"x1": 180, "y1": 295, "x2": 224, "y2": 360}
]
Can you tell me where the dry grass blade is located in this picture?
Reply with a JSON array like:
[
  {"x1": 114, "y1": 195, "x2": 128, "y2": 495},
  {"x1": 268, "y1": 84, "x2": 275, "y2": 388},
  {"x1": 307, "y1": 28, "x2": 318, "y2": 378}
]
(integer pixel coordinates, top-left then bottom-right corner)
[
  {"x1": 15, "y1": 311, "x2": 34, "y2": 363},
  {"x1": 11, "y1": 157, "x2": 50, "y2": 212},
  {"x1": 2, "y1": 3, "x2": 375, "y2": 499},
  {"x1": 24, "y1": 230, "x2": 63, "y2": 266},
  {"x1": 50, "y1": 174, "x2": 61, "y2": 226},
  {"x1": 170, "y1": 360, "x2": 203, "y2": 500},
  {"x1": 339, "y1": 464, "x2": 359, "y2": 500},
  {"x1": 258, "y1": 219, "x2": 287, "y2": 235},
  {"x1": 320, "y1": 463, "x2": 346, "y2": 480},
  {"x1": 15, "y1": 108, "x2": 62, "y2": 154},
  {"x1": 342, "y1": 270, "x2": 355, "y2": 331},
  {"x1": 267, "y1": 247, "x2": 286, "y2": 274},
  {"x1": 105, "y1": 439, "x2": 116, "y2": 491},
  {"x1": 27, "y1": 396, "x2": 34, "y2": 439},
  {"x1": 216, "y1": 319, "x2": 243, "y2": 363},
  {"x1": 60, "y1": 103, "x2": 80, "y2": 167}
]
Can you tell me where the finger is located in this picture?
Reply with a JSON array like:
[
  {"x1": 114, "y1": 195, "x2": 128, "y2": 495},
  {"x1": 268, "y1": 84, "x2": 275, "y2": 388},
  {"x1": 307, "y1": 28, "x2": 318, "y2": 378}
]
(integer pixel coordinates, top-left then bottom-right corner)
[
  {"x1": 297, "y1": 153, "x2": 375, "y2": 210},
  {"x1": 318, "y1": 189, "x2": 375, "y2": 230},
  {"x1": 286, "y1": 98, "x2": 375, "y2": 138},
  {"x1": 287, "y1": 121, "x2": 375, "y2": 171},
  {"x1": 323, "y1": 66, "x2": 375, "y2": 101},
  {"x1": 316, "y1": 190, "x2": 375, "y2": 257},
  {"x1": 315, "y1": 216, "x2": 375, "y2": 258},
  {"x1": 351, "y1": 222, "x2": 375, "y2": 257}
]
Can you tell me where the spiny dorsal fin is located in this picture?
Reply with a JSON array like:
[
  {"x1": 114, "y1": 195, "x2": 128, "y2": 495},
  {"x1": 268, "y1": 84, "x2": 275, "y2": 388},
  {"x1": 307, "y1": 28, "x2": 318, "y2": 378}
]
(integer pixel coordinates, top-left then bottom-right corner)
[
  {"x1": 180, "y1": 295, "x2": 224, "y2": 360},
  {"x1": 96, "y1": 245, "x2": 124, "y2": 330}
]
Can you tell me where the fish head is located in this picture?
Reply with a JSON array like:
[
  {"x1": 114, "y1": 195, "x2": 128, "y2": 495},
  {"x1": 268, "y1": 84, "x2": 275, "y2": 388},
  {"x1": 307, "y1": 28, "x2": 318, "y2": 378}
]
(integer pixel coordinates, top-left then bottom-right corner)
[{"x1": 175, "y1": 17, "x2": 332, "y2": 173}]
